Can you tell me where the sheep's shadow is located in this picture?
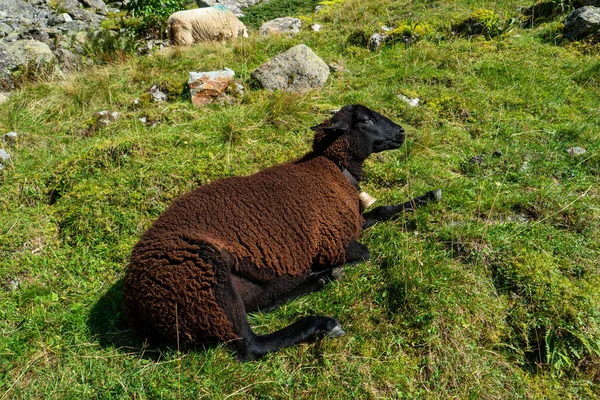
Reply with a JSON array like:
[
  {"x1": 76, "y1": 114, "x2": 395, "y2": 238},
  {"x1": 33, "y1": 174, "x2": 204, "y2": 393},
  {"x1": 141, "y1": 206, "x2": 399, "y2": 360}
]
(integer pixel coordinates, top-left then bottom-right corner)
[{"x1": 87, "y1": 279, "x2": 219, "y2": 360}]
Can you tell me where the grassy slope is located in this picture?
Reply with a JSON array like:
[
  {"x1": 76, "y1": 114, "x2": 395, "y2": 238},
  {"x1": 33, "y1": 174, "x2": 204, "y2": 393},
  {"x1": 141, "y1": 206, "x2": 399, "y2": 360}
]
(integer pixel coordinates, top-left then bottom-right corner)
[{"x1": 1, "y1": 0, "x2": 599, "y2": 398}]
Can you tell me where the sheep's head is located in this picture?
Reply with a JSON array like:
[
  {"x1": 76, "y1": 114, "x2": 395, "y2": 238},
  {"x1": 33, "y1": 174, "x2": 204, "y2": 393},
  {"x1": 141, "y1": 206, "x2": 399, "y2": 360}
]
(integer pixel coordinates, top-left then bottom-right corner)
[{"x1": 311, "y1": 104, "x2": 405, "y2": 170}]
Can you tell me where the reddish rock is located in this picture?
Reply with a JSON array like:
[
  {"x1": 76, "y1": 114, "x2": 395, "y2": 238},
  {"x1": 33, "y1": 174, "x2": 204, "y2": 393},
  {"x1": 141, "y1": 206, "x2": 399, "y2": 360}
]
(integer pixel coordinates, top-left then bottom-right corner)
[{"x1": 188, "y1": 68, "x2": 235, "y2": 107}]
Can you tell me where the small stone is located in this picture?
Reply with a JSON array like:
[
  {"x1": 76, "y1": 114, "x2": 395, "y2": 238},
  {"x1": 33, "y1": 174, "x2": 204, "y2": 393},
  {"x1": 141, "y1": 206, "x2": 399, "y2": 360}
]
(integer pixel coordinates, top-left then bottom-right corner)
[
  {"x1": 5, "y1": 277, "x2": 22, "y2": 292},
  {"x1": 567, "y1": 146, "x2": 587, "y2": 156},
  {"x1": 3, "y1": 132, "x2": 17, "y2": 141},
  {"x1": 259, "y1": 17, "x2": 302, "y2": 36},
  {"x1": 149, "y1": 85, "x2": 168, "y2": 102},
  {"x1": 381, "y1": 25, "x2": 392, "y2": 32},
  {"x1": 328, "y1": 62, "x2": 345, "y2": 73},
  {"x1": 520, "y1": 161, "x2": 530, "y2": 171},
  {"x1": 492, "y1": 150, "x2": 503, "y2": 157},
  {"x1": 0, "y1": 149, "x2": 10, "y2": 162},
  {"x1": 368, "y1": 33, "x2": 386, "y2": 51},
  {"x1": 398, "y1": 94, "x2": 420, "y2": 107},
  {"x1": 0, "y1": 93, "x2": 9, "y2": 104},
  {"x1": 469, "y1": 155, "x2": 484, "y2": 164},
  {"x1": 96, "y1": 110, "x2": 120, "y2": 128},
  {"x1": 311, "y1": 23, "x2": 322, "y2": 32},
  {"x1": 314, "y1": 5, "x2": 323, "y2": 13}
]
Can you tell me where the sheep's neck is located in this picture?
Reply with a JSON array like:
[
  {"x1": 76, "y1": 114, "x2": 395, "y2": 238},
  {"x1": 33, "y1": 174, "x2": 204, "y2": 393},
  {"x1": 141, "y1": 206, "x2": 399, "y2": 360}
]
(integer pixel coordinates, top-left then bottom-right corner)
[{"x1": 342, "y1": 168, "x2": 376, "y2": 209}]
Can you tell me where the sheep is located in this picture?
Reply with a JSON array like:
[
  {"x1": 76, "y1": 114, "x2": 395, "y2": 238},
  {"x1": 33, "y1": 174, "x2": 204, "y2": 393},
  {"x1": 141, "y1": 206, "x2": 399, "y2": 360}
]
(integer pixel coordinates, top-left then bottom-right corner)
[
  {"x1": 123, "y1": 104, "x2": 441, "y2": 361},
  {"x1": 167, "y1": 6, "x2": 248, "y2": 46}
]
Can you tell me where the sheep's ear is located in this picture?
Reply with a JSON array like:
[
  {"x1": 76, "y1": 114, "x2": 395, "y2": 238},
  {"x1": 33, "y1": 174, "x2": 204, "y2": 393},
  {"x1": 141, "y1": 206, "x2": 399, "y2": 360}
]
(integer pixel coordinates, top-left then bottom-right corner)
[{"x1": 311, "y1": 118, "x2": 350, "y2": 134}]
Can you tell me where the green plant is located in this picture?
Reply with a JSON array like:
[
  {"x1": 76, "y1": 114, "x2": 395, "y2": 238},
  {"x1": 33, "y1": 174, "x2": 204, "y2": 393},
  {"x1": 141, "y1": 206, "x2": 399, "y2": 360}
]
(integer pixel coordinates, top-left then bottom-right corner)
[
  {"x1": 453, "y1": 9, "x2": 513, "y2": 39},
  {"x1": 125, "y1": 0, "x2": 191, "y2": 36}
]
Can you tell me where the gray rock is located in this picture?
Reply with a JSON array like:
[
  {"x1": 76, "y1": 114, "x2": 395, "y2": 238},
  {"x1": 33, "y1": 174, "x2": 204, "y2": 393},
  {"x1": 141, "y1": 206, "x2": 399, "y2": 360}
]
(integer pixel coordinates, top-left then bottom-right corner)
[
  {"x1": 0, "y1": 39, "x2": 55, "y2": 89},
  {"x1": 314, "y1": 5, "x2": 323, "y2": 13},
  {"x1": 96, "y1": 110, "x2": 120, "y2": 128},
  {"x1": 259, "y1": 17, "x2": 301, "y2": 36},
  {"x1": 0, "y1": 149, "x2": 11, "y2": 161},
  {"x1": 368, "y1": 33, "x2": 386, "y2": 51},
  {"x1": 0, "y1": 0, "x2": 36, "y2": 19},
  {"x1": 567, "y1": 146, "x2": 587, "y2": 155},
  {"x1": 148, "y1": 85, "x2": 168, "y2": 102},
  {"x1": 0, "y1": 22, "x2": 13, "y2": 37},
  {"x1": 195, "y1": 0, "x2": 265, "y2": 16},
  {"x1": 469, "y1": 155, "x2": 484, "y2": 164},
  {"x1": 328, "y1": 62, "x2": 345, "y2": 73},
  {"x1": 3, "y1": 131, "x2": 17, "y2": 141},
  {"x1": 80, "y1": 0, "x2": 108, "y2": 14},
  {"x1": 251, "y1": 44, "x2": 330, "y2": 93},
  {"x1": 311, "y1": 23, "x2": 322, "y2": 32},
  {"x1": 0, "y1": 93, "x2": 9, "y2": 104},
  {"x1": 564, "y1": 6, "x2": 600, "y2": 39}
]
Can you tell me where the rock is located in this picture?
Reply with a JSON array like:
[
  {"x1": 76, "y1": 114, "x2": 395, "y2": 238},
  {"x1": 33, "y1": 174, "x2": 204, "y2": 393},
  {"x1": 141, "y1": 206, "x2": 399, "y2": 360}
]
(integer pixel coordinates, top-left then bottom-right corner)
[
  {"x1": 3, "y1": 131, "x2": 17, "y2": 141},
  {"x1": 469, "y1": 155, "x2": 484, "y2": 164},
  {"x1": 368, "y1": 33, "x2": 386, "y2": 51},
  {"x1": 188, "y1": 68, "x2": 235, "y2": 107},
  {"x1": 96, "y1": 110, "x2": 120, "y2": 128},
  {"x1": 149, "y1": 85, "x2": 168, "y2": 102},
  {"x1": 259, "y1": 17, "x2": 301, "y2": 36},
  {"x1": 564, "y1": 6, "x2": 600, "y2": 39},
  {"x1": 80, "y1": 0, "x2": 108, "y2": 14},
  {"x1": 0, "y1": 92, "x2": 9, "y2": 104},
  {"x1": 398, "y1": 94, "x2": 420, "y2": 107},
  {"x1": 328, "y1": 62, "x2": 345, "y2": 73},
  {"x1": 0, "y1": 149, "x2": 11, "y2": 161},
  {"x1": 314, "y1": 5, "x2": 323, "y2": 13},
  {"x1": 311, "y1": 23, "x2": 322, "y2": 32},
  {"x1": 251, "y1": 44, "x2": 330, "y2": 93},
  {"x1": 195, "y1": 0, "x2": 265, "y2": 16},
  {"x1": 0, "y1": 0, "x2": 36, "y2": 19},
  {"x1": 4, "y1": 276, "x2": 22, "y2": 291},
  {"x1": 567, "y1": 146, "x2": 587, "y2": 155},
  {"x1": 0, "y1": 39, "x2": 55, "y2": 90}
]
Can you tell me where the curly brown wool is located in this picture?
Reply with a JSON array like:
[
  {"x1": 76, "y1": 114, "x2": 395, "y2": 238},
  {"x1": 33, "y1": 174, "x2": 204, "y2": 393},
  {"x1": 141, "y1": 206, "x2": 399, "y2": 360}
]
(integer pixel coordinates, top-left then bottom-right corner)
[{"x1": 122, "y1": 104, "x2": 413, "y2": 360}]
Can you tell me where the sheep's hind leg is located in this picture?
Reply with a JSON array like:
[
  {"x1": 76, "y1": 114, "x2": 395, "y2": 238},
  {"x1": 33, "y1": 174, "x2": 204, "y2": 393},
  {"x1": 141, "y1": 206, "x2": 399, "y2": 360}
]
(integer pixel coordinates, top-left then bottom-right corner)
[
  {"x1": 218, "y1": 270, "x2": 344, "y2": 361},
  {"x1": 234, "y1": 268, "x2": 344, "y2": 313},
  {"x1": 362, "y1": 189, "x2": 442, "y2": 229}
]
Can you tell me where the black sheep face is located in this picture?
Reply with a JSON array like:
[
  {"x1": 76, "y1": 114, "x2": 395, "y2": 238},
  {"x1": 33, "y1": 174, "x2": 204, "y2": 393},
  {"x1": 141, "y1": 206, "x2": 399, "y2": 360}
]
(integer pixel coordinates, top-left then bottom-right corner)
[{"x1": 312, "y1": 105, "x2": 405, "y2": 164}]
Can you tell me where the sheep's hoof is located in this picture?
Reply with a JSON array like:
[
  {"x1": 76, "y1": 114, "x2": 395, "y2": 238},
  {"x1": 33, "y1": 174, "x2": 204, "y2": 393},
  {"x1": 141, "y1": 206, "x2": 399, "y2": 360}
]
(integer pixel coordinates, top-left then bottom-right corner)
[
  {"x1": 326, "y1": 324, "x2": 346, "y2": 338},
  {"x1": 331, "y1": 267, "x2": 345, "y2": 280}
]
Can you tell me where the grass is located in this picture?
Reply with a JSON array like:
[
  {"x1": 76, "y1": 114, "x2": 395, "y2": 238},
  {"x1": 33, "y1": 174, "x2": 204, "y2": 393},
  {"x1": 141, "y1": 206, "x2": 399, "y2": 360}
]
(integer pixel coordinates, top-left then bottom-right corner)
[{"x1": 1, "y1": 0, "x2": 599, "y2": 398}]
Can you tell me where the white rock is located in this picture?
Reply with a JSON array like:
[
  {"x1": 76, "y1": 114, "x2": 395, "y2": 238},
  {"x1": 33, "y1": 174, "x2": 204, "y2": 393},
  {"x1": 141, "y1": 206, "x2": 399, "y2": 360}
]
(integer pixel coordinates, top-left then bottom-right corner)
[
  {"x1": 398, "y1": 94, "x2": 420, "y2": 107},
  {"x1": 567, "y1": 146, "x2": 587, "y2": 156},
  {"x1": 311, "y1": 23, "x2": 322, "y2": 32},
  {"x1": 3, "y1": 132, "x2": 17, "y2": 141},
  {"x1": 0, "y1": 149, "x2": 10, "y2": 161}
]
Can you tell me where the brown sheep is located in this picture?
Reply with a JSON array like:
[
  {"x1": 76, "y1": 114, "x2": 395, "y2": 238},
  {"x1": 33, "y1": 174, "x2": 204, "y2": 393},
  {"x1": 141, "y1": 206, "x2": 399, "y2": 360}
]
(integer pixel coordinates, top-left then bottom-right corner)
[{"x1": 123, "y1": 105, "x2": 441, "y2": 361}]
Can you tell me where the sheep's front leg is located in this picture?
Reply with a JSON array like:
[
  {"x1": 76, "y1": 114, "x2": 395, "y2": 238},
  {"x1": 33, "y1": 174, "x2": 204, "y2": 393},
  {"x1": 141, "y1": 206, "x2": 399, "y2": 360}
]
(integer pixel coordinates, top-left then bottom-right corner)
[{"x1": 362, "y1": 189, "x2": 442, "y2": 229}]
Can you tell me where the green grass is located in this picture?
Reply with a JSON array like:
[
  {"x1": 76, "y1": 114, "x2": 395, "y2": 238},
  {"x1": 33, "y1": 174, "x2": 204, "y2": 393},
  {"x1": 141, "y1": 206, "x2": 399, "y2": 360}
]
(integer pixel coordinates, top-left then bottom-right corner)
[{"x1": 1, "y1": 0, "x2": 600, "y2": 398}]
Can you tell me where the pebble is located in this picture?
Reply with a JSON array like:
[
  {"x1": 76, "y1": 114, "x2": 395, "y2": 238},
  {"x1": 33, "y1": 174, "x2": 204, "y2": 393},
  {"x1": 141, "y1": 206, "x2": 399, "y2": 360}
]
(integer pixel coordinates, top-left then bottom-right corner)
[
  {"x1": 0, "y1": 149, "x2": 10, "y2": 162},
  {"x1": 3, "y1": 132, "x2": 17, "y2": 141},
  {"x1": 567, "y1": 147, "x2": 586, "y2": 156},
  {"x1": 469, "y1": 155, "x2": 484, "y2": 164},
  {"x1": 311, "y1": 23, "x2": 322, "y2": 32},
  {"x1": 398, "y1": 94, "x2": 420, "y2": 107}
]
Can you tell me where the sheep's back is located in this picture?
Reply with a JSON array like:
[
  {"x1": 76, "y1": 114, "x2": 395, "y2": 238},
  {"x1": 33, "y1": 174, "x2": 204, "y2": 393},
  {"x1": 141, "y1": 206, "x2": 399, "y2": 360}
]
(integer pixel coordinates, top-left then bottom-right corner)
[{"x1": 137, "y1": 156, "x2": 361, "y2": 277}]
